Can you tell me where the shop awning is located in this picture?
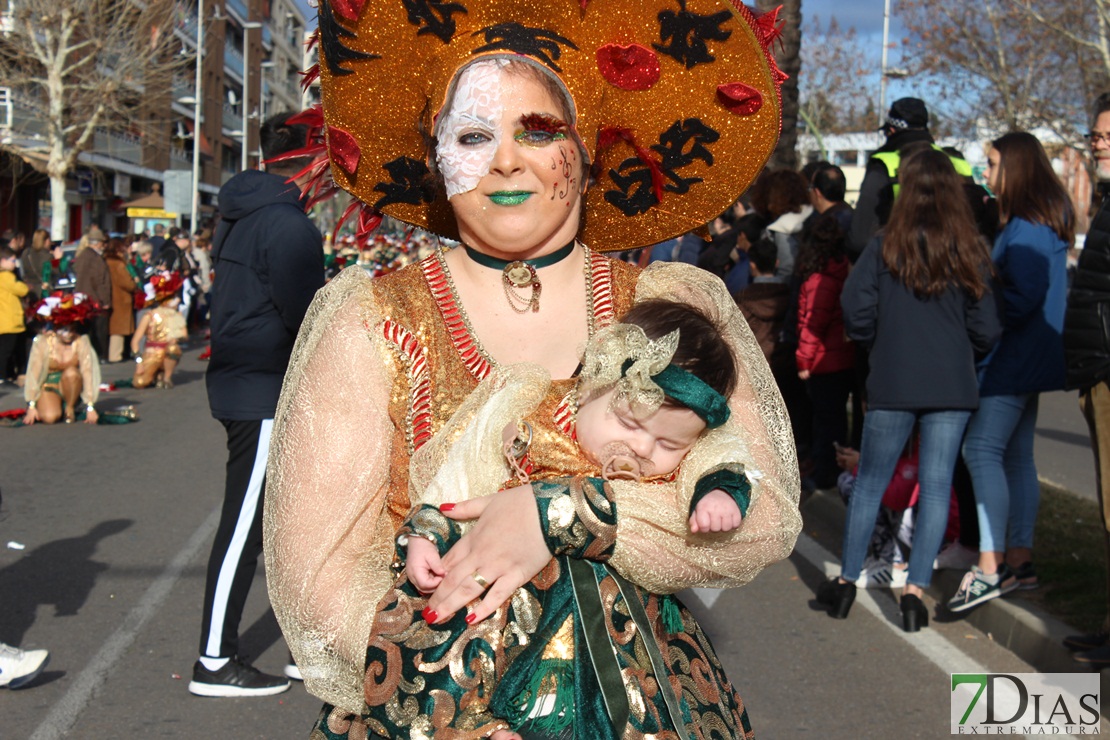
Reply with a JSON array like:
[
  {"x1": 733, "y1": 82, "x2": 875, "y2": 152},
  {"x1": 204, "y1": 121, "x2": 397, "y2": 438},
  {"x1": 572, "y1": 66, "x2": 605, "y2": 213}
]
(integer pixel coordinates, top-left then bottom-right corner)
[{"x1": 123, "y1": 192, "x2": 177, "y2": 219}]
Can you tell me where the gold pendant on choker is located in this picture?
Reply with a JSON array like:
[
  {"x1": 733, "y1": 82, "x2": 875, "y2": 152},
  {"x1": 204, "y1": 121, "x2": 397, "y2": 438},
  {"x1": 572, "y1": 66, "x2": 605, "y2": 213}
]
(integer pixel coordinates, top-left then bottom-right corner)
[{"x1": 503, "y1": 261, "x2": 542, "y2": 313}]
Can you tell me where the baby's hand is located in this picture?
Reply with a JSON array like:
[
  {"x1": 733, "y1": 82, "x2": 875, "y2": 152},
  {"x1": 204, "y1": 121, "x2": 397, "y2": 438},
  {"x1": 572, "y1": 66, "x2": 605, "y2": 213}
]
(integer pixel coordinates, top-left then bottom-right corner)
[
  {"x1": 689, "y1": 489, "x2": 742, "y2": 534},
  {"x1": 406, "y1": 536, "x2": 446, "y2": 594}
]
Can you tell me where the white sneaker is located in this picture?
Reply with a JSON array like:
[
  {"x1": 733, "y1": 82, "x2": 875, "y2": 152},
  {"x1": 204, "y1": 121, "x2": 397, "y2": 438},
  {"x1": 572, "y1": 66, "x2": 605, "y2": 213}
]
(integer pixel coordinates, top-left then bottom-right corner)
[
  {"x1": 891, "y1": 566, "x2": 908, "y2": 589},
  {"x1": 284, "y1": 662, "x2": 302, "y2": 681},
  {"x1": 0, "y1": 643, "x2": 49, "y2": 689},
  {"x1": 933, "y1": 542, "x2": 979, "y2": 571},
  {"x1": 853, "y1": 558, "x2": 896, "y2": 589}
]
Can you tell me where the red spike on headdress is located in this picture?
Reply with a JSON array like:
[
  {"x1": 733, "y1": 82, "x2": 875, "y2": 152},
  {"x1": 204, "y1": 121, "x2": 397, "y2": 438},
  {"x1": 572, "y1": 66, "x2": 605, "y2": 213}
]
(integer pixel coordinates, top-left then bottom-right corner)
[
  {"x1": 305, "y1": 28, "x2": 320, "y2": 52},
  {"x1": 330, "y1": 0, "x2": 369, "y2": 22},
  {"x1": 595, "y1": 127, "x2": 665, "y2": 204},
  {"x1": 752, "y1": 5, "x2": 785, "y2": 53},
  {"x1": 301, "y1": 64, "x2": 321, "y2": 93}
]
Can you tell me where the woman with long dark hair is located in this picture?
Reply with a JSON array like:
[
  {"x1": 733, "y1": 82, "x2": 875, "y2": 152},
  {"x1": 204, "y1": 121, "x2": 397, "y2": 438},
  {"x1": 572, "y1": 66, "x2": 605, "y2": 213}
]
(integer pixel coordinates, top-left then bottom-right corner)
[
  {"x1": 947, "y1": 132, "x2": 1073, "y2": 613},
  {"x1": 820, "y1": 148, "x2": 1000, "y2": 631}
]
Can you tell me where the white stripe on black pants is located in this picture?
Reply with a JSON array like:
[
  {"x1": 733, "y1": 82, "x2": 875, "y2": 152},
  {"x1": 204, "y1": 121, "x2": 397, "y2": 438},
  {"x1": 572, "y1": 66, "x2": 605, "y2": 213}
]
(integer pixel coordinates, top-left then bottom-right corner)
[{"x1": 199, "y1": 418, "x2": 273, "y2": 658}]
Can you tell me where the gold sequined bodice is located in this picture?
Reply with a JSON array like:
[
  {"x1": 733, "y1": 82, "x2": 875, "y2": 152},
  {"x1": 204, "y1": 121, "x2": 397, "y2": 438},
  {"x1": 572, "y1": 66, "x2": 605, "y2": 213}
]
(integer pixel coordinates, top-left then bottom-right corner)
[{"x1": 369, "y1": 250, "x2": 638, "y2": 528}]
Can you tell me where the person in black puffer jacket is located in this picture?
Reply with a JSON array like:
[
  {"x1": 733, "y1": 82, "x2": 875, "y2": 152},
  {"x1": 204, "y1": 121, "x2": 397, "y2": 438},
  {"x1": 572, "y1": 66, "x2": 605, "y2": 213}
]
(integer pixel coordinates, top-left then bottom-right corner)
[
  {"x1": 1061, "y1": 92, "x2": 1110, "y2": 667},
  {"x1": 191, "y1": 112, "x2": 324, "y2": 698}
]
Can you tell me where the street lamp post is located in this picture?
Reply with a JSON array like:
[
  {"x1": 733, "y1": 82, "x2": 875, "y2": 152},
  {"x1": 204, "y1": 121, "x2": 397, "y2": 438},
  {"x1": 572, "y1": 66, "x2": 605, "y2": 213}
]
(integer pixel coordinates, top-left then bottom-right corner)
[
  {"x1": 878, "y1": 0, "x2": 910, "y2": 127},
  {"x1": 240, "y1": 21, "x2": 262, "y2": 171},
  {"x1": 190, "y1": 0, "x2": 204, "y2": 230},
  {"x1": 879, "y1": 0, "x2": 892, "y2": 123},
  {"x1": 258, "y1": 61, "x2": 276, "y2": 164}
]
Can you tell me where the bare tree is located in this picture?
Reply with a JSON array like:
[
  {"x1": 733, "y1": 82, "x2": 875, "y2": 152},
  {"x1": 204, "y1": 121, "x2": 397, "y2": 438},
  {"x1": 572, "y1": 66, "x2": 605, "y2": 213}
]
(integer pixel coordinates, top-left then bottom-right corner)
[
  {"x1": 798, "y1": 16, "x2": 874, "y2": 144},
  {"x1": 755, "y1": 0, "x2": 802, "y2": 171},
  {"x1": 899, "y1": 0, "x2": 1098, "y2": 145},
  {"x1": 0, "y1": 0, "x2": 184, "y2": 240}
]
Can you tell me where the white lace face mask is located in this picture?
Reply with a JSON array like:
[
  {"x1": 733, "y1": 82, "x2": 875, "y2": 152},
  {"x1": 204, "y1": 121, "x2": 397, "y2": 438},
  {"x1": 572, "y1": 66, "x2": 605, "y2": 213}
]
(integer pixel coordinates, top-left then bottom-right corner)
[{"x1": 435, "y1": 59, "x2": 509, "y2": 199}]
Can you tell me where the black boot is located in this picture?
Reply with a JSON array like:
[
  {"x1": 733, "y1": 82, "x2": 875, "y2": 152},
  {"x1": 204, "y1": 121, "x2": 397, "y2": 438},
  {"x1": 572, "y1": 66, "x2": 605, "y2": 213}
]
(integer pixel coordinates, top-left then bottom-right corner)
[
  {"x1": 900, "y1": 593, "x2": 929, "y2": 632},
  {"x1": 816, "y1": 578, "x2": 856, "y2": 619}
]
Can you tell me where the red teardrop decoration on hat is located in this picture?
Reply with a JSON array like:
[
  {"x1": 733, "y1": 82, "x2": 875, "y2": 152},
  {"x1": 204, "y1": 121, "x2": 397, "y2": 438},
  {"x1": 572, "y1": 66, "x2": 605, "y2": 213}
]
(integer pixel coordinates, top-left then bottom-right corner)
[
  {"x1": 717, "y1": 83, "x2": 763, "y2": 116},
  {"x1": 330, "y1": 0, "x2": 368, "y2": 22},
  {"x1": 328, "y1": 125, "x2": 361, "y2": 174},
  {"x1": 596, "y1": 44, "x2": 661, "y2": 92}
]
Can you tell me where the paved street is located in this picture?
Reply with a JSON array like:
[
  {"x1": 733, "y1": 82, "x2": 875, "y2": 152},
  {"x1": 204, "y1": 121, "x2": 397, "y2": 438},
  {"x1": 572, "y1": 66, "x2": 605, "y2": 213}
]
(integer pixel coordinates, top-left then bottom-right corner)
[
  {"x1": 1037, "y1": 390, "x2": 1098, "y2": 501},
  {"x1": 0, "y1": 346, "x2": 1099, "y2": 739}
]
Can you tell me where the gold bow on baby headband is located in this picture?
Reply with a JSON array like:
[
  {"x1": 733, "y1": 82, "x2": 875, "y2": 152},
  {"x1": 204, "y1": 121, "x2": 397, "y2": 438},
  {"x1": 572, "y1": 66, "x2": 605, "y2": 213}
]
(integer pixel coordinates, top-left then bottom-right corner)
[
  {"x1": 579, "y1": 324, "x2": 730, "y2": 428},
  {"x1": 580, "y1": 324, "x2": 680, "y2": 414}
]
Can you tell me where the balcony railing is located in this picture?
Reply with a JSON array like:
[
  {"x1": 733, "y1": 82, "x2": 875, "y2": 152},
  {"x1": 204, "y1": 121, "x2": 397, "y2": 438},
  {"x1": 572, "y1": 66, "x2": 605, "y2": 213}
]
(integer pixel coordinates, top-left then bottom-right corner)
[
  {"x1": 222, "y1": 104, "x2": 242, "y2": 132},
  {"x1": 224, "y1": 45, "x2": 244, "y2": 77},
  {"x1": 93, "y1": 128, "x2": 143, "y2": 166},
  {"x1": 226, "y1": 0, "x2": 248, "y2": 20}
]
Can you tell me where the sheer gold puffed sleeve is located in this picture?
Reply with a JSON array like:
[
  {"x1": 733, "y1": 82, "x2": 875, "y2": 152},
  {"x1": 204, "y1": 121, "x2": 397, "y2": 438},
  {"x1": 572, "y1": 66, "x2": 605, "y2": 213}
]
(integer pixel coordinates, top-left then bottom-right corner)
[
  {"x1": 408, "y1": 363, "x2": 550, "y2": 511},
  {"x1": 264, "y1": 268, "x2": 398, "y2": 714},
  {"x1": 23, "y1": 334, "x2": 49, "y2": 404},
  {"x1": 605, "y1": 261, "x2": 801, "y2": 593}
]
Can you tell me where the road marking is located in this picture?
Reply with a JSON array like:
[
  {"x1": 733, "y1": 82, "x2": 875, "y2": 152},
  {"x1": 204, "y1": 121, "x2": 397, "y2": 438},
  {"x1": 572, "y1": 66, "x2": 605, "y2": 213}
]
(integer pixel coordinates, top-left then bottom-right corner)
[
  {"x1": 790, "y1": 533, "x2": 1075, "y2": 740},
  {"x1": 791, "y1": 533, "x2": 990, "y2": 673},
  {"x1": 29, "y1": 507, "x2": 221, "y2": 740}
]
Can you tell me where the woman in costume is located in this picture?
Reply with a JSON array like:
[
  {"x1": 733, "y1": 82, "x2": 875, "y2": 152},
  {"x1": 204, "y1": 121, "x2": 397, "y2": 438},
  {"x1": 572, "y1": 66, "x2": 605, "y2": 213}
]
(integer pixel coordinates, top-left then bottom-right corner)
[
  {"x1": 265, "y1": 2, "x2": 800, "y2": 738},
  {"x1": 131, "y1": 271, "x2": 188, "y2": 389},
  {"x1": 23, "y1": 292, "x2": 103, "y2": 425}
]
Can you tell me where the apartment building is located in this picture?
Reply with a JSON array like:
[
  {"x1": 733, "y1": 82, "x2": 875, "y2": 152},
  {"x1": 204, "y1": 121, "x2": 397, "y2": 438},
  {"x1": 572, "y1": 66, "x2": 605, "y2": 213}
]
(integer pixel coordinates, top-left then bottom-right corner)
[{"x1": 0, "y1": 0, "x2": 315, "y2": 240}]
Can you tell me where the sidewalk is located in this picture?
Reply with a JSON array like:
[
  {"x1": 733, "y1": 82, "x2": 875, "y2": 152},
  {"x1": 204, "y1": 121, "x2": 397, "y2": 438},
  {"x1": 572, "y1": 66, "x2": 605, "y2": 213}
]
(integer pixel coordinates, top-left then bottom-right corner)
[{"x1": 801, "y1": 485, "x2": 1110, "y2": 698}]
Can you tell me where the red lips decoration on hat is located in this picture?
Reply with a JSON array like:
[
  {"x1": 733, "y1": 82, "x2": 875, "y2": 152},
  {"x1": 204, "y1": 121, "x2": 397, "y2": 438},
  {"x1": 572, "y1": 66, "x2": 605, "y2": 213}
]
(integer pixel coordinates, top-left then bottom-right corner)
[
  {"x1": 596, "y1": 43, "x2": 661, "y2": 91},
  {"x1": 716, "y1": 83, "x2": 763, "y2": 116}
]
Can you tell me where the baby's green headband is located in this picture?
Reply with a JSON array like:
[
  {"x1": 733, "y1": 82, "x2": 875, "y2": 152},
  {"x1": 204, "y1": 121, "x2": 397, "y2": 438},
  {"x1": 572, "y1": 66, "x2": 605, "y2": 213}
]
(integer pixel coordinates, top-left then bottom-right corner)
[{"x1": 581, "y1": 324, "x2": 730, "y2": 429}]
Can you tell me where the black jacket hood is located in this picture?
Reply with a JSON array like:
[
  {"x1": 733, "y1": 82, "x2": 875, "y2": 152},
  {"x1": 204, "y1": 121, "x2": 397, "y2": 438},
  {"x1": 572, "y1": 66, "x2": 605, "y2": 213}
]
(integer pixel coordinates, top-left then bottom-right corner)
[{"x1": 216, "y1": 170, "x2": 304, "y2": 221}]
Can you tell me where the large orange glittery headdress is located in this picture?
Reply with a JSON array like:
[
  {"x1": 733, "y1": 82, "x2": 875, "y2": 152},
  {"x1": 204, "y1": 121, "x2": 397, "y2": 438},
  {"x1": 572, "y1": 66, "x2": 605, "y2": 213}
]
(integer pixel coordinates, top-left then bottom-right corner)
[{"x1": 310, "y1": 0, "x2": 785, "y2": 251}]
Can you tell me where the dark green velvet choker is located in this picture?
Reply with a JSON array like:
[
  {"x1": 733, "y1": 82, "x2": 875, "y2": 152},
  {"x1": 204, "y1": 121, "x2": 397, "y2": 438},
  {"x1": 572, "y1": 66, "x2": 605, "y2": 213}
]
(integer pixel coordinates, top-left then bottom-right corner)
[
  {"x1": 461, "y1": 240, "x2": 578, "y2": 313},
  {"x1": 461, "y1": 239, "x2": 577, "y2": 271}
]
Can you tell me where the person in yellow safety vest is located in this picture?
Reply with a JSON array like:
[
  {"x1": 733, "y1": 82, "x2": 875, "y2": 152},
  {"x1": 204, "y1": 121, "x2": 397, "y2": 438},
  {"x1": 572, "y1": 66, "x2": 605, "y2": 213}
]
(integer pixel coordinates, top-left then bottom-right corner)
[{"x1": 847, "y1": 98, "x2": 973, "y2": 260}]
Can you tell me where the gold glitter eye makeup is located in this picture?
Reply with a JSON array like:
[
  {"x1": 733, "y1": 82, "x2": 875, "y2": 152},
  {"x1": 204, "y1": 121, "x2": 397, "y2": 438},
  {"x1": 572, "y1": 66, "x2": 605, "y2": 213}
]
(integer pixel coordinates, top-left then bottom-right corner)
[{"x1": 514, "y1": 113, "x2": 569, "y2": 147}]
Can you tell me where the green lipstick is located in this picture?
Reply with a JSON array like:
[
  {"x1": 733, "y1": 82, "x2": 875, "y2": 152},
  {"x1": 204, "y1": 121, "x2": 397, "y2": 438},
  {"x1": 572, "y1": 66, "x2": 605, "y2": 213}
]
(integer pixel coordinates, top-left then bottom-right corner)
[{"x1": 489, "y1": 191, "x2": 532, "y2": 206}]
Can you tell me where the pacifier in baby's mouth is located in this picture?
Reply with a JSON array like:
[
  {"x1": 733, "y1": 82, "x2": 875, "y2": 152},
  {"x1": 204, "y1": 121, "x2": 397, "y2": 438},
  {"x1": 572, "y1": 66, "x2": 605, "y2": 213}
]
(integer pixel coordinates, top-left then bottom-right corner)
[{"x1": 598, "y1": 442, "x2": 652, "y2": 481}]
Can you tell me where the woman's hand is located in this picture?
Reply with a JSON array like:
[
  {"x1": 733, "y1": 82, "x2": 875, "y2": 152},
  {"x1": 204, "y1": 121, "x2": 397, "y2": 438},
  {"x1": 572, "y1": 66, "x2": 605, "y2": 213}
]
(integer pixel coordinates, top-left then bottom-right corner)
[
  {"x1": 798, "y1": 369, "x2": 811, "y2": 380},
  {"x1": 84, "y1": 408, "x2": 99, "y2": 425},
  {"x1": 23, "y1": 407, "x2": 39, "y2": 425},
  {"x1": 424, "y1": 484, "x2": 551, "y2": 625}
]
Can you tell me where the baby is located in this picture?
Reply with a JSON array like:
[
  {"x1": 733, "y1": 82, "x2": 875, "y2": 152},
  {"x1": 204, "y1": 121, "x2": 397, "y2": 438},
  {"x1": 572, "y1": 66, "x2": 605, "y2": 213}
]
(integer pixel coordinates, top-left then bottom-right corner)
[{"x1": 366, "y1": 299, "x2": 752, "y2": 740}]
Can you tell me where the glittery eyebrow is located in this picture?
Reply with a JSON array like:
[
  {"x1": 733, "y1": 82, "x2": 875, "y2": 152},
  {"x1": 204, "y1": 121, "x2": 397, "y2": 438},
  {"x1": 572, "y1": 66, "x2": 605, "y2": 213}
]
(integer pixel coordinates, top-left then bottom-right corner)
[{"x1": 518, "y1": 113, "x2": 568, "y2": 134}]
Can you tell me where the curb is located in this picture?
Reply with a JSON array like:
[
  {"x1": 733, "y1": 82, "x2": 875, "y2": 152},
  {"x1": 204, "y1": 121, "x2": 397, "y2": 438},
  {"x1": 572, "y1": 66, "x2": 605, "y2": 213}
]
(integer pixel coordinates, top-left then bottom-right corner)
[{"x1": 802, "y1": 487, "x2": 1101, "y2": 679}]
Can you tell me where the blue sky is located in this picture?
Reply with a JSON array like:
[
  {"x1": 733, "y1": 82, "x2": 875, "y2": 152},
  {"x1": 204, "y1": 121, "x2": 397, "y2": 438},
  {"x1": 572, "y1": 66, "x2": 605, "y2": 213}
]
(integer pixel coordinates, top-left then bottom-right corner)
[
  {"x1": 803, "y1": 0, "x2": 918, "y2": 112},
  {"x1": 295, "y1": 0, "x2": 316, "y2": 25}
]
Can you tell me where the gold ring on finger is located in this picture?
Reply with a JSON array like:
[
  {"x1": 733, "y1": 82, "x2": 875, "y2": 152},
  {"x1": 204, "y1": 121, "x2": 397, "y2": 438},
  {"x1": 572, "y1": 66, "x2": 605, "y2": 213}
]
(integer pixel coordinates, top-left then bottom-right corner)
[{"x1": 471, "y1": 571, "x2": 490, "y2": 589}]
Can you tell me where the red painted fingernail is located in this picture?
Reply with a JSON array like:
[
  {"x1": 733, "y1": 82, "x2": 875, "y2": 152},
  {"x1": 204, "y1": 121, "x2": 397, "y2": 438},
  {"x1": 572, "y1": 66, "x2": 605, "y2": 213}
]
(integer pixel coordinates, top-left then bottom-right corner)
[
  {"x1": 439, "y1": 503, "x2": 456, "y2": 512},
  {"x1": 465, "y1": 613, "x2": 477, "y2": 625},
  {"x1": 422, "y1": 607, "x2": 438, "y2": 622}
]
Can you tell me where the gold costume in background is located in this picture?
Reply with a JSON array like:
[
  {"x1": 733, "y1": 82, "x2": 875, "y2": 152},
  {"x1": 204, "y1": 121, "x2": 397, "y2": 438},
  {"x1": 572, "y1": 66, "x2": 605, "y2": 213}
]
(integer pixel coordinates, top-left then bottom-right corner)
[{"x1": 133, "y1": 307, "x2": 187, "y2": 389}]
